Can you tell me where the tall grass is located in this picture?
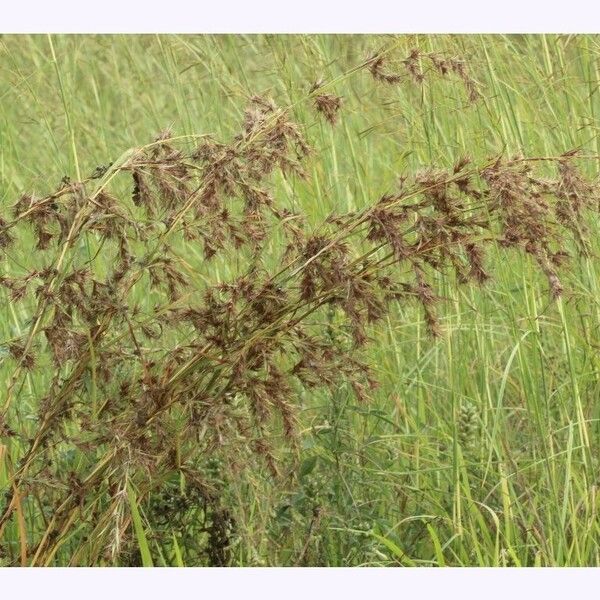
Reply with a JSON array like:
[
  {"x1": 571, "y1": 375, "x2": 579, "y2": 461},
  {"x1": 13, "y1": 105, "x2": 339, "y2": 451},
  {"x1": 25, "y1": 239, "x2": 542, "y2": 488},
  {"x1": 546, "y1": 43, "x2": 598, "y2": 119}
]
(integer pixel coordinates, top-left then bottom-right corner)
[{"x1": 1, "y1": 34, "x2": 600, "y2": 566}]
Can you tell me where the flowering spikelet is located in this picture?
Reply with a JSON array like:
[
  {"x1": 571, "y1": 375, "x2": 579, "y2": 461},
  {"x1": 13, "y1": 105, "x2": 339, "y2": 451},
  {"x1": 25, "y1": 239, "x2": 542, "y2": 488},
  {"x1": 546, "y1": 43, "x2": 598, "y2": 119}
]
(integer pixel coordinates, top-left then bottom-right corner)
[
  {"x1": 367, "y1": 48, "x2": 481, "y2": 103},
  {"x1": 458, "y1": 403, "x2": 478, "y2": 449},
  {"x1": 313, "y1": 93, "x2": 343, "y2": 125}
]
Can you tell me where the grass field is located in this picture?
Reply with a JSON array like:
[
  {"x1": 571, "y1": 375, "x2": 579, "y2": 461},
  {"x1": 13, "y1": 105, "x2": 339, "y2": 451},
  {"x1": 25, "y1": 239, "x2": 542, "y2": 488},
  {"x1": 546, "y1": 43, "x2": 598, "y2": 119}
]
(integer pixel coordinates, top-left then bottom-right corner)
[{"x1": 1, "y1": 34, "x2": 600, "y2": 566}]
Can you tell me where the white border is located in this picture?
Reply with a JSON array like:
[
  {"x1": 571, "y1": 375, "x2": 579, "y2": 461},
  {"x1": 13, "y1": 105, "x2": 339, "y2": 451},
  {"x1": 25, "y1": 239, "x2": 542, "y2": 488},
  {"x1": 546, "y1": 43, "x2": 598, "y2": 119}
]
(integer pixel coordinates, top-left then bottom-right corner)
[
  {"x1": 1, "y1": 0, "x2": 600, "y2": 33},
  {"x1": 1, "y1": 568, "x2": 600, "y2": 598}
]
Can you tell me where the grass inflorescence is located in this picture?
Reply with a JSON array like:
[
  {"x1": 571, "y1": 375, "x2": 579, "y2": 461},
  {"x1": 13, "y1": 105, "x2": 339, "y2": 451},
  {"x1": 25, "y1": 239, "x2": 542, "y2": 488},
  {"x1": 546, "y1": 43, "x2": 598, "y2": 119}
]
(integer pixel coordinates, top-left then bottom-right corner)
[{"x1": 1, "y1": 34, "x2": 600, "y2": 566}]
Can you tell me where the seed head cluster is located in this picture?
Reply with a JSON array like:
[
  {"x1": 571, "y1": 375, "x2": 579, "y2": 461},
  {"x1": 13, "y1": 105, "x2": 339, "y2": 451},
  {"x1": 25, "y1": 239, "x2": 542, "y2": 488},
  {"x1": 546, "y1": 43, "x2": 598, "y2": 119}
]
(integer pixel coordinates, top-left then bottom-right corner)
[{"x1": 0, "y1": 56, "x2": 598, "y2": 565}]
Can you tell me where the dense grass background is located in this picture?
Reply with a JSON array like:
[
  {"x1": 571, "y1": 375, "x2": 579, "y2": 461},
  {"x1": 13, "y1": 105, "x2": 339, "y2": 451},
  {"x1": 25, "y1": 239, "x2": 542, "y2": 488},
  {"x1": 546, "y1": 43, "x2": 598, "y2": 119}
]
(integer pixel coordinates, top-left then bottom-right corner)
[{"x1": 1, "y1": 34, "x2": 600, "y2": 566}]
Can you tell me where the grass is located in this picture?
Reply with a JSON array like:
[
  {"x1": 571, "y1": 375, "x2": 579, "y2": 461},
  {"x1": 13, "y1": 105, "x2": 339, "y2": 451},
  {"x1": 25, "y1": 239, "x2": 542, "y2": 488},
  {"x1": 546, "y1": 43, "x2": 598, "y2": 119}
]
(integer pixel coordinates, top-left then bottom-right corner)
[{"x1": 0, "y1": 33, "x2": 599, "y2": 566}]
